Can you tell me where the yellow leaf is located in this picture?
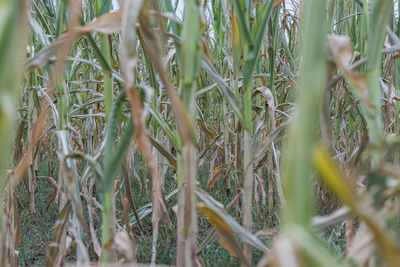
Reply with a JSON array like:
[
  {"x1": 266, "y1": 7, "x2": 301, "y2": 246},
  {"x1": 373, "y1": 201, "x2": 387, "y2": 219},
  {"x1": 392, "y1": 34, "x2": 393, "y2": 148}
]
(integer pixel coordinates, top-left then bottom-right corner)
[
  {"x1": 197, "y1": 202, "x2": 250, "y2": 266},
  {"x1": 313, "y1": 146, "x2": 357, "y2": 208}
]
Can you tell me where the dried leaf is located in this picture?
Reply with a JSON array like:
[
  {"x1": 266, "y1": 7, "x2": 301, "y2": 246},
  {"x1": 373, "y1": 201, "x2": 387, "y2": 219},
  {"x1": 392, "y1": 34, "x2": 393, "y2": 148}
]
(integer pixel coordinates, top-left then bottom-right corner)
[
  {"x1": 197, "y1": 119, "x2": 214, "y2": 140},
  {"x1": 273, "y1": 0, "x2": 284, "y2": 8},
  {"x1": 346, "y1": 223, "x2": 375, "y2": 265},
  {"x1": 257, "y1": 86, "x2": 276, "y2": 130},
  {"x1": 328, "y1": 35, "x2": 374, "y2": 107},
  {"x1": 328, "y1": 35, "x2": 353, "y2": 69},
  {"x1": 314, "y1": 146, "x2": 400, "y2": 267},
  {"x1": 259, "y1": 235, "x2": 299, "y2": 267},
  {"x1": 206, "y1": 163, "x2": 230, "y2": 192},
  {"x1": 46, "y1": 201, "x2": 72, "y2": 267},
  {"x1": 77, "y1": 11, "x2": 121, "y2": 34},
  {"x1": 114, "y1": 231, "x2": 136, "y2": 262},
  {"x1": 196, "y1": 188, "x2": 268, "y2": 252},
  {"x1": 26, "y1": 11, "x2": 123, "y2": 70},
  {"x1": 197, "y1": 202, "x2": 250, "y2": 266},
  {"x1": 121, "y1": 2, "x2": 166, "y2": 265}
]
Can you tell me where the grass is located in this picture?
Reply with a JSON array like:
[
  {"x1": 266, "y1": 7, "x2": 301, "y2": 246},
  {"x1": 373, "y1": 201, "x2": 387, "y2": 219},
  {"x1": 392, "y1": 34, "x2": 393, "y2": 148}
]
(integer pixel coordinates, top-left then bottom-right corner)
[
  {"x1": 17, "y1": 164, "x2": 59, "y2": 266},
  {"x1": 16, "y1": 159, "x2": 341, "y2": 266},
  {"x1": 16, "y1": 162, "x2": 278, "y2": 266}
]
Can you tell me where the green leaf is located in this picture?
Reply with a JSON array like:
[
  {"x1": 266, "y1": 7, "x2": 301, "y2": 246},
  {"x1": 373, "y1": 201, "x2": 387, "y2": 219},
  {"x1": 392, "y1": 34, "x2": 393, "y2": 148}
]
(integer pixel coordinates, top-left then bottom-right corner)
[{"x1": 242, "y1": 0, "x2": 274, "y2": 88}]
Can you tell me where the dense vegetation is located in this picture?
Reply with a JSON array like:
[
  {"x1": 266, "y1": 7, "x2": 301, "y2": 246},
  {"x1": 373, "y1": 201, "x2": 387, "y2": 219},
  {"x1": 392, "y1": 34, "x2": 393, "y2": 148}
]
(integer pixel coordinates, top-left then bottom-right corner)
[{"x1": 2, "y1": 0, "x2": 400, "y2": 266}]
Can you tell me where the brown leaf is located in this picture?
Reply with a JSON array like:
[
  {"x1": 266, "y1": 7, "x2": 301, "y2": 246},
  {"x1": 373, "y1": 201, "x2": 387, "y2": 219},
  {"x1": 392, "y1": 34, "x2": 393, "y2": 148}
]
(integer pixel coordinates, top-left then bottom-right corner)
[
  {"x1": 46, "y1": 201, "x2": 72, "y2": 267},
  {"x1": 328, "y1": 35, "x2": 374, "y2": 107},
  {"x1": 197, "y1": 202, "x2": 250, "y2": 266},
  {"x1": 202, "y1": 37, "x2": 214, "y2": 63},
  {"x1": 257, "y1": 86, "x2": 276, "y2": 130},
  {"x1": 197, "y1": 119, "x2": 214, "y2": 140},
  {"x1": 138, "y1": 9, "x2": 196, "y2": 145},
  {"x1": 82, "y1": 184, "x2": 102, "y2": 259},
  {"x1": 26, "y1": 11, "x2": 123, "y2": 70},
  {"x1": 328, "y1": 35, "x2": 353, "y2": 69},
  {"x1": 273, "y1": 0, "x2": 284, "y2": 8},
  {"x1": 77, "y1": 11, "x2": 121, "y2": 34},
  {"x1": 206, "y1": 163, "x2": 230, "y2": 192},
  {"x1": 114, "y1": 231, "x2": 137, "y2": 262},
  {"x1": 121, "y1": 2, "x2": 168, "y2": 265},
  {"x1": 196, "y1": 189, "x2": 268, "y2": 252}
]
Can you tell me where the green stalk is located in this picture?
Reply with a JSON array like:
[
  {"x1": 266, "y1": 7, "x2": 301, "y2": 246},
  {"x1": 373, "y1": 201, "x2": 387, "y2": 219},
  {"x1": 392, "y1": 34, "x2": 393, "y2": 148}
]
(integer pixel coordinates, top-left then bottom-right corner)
[
  {"x1": 101, "y1": 91, "x2": 135, "y2": 261},
  {"x1": 176, "y1": 0, "x2": 201, "y2": 265},
  {"x1": 242, "y1": 127, "x2": 253, "y2": 260},
  {"x1": 94, "y1": 0, "x2": 113, "y2": 122},
  {"x1": 363, "y1": 0, "x2": 392, "y2": 167},
  {"x1": 361, "y1": 0, "x2": 369, "y2": 54},
  {"x1": 232, "y1": 1, "x2": 274, "y2": 262},
  {"x1": 242, "y1": 76, "x2": 253, "y2": 261},
  {"x1": 95, "y1": 0, "x2": 115, "y2": 261},
  {"x1": 101, "y1": 189, "x2": 113, "y2": 261},
  {"x1": 282, "y1": 0, "x2": 327, "y2": 228},
  {"x1": 101, "y1": 35, "x2": 113, "y2": 121}
]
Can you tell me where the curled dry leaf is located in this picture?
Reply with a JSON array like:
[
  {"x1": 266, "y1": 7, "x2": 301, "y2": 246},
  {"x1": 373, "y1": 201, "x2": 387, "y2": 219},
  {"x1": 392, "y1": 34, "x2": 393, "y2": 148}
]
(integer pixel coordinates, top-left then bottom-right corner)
[
  {"x1": 256, "y1": 86, "x2": 276, "y2": 130},
  {"x1": 77, "y1": 12, "x2": 121, "y2": 34},
  {"x1": 114, "y1": 230, "x2": 137, "y2": 262},
  {"x1": 328, "y1": 35, "x2": 353, "y2": 69},
  {"x1": 206, "y1": 163, "x2": 230, "y2": 192},
  {"x1": 328, "y1": 35, "x2": 374, "y2": 107},
  {"x1": 381, "y1": 79, "x2": 400, "y2": 103}
]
